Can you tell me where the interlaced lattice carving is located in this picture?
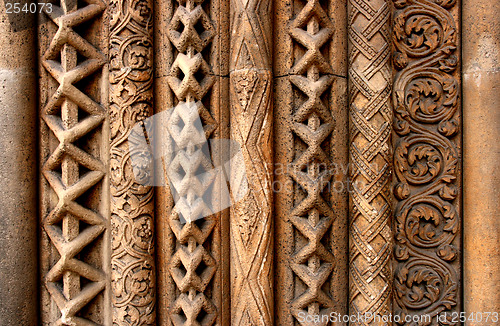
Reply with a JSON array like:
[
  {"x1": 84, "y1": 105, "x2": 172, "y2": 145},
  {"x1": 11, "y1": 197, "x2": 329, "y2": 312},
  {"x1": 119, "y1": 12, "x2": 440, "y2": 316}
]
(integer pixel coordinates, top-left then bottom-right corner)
[
  {"x1": 40, "y1": 0, "x2": 107, "y2": 324},
  {"x1": 165, "y1": 0, "x2": 219, "y2": 324},
  {"x1": 286, "y1": 0, "x2": 337, "y2": 321},
  {"x1": 392, "y1": 0, "x2": 461, "y2": 323},
  {"x1": 348, "y1": 0, "x2": 393, "y2": 322},
  {"x1": 229, "y1": 0, "x2": 273, "y2": 323},
  {"x1": 109, "y1": 0, "x2": 156, "y2": 323}
]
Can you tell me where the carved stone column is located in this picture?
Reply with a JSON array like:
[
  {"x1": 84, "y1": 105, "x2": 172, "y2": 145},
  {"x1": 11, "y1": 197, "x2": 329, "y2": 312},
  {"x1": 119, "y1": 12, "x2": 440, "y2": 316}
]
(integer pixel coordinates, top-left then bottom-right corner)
[
  {"x1": 392, "y1": 0, "x2": 461, "y2": 322},
  {"x1": 463, "y1": 0, "x2": 500, "y2": 318},
  {"x1": 229, "y1": 0, "x2": 273, "y2": 324},
  {"x1": 274, "y1": 0, "x2": 349, "y2": 323},
  {"x1": 154, "y1": 0, "x2": 230, "y2": 324},
  {"x1": 38, "y1": 0, "x2": 110, "y2": 324},
  {"x1": 109, "y1": 0, "x2": 156, "y2": 323},
  {"x1": 348, "y1": 0, "x2": 392, "y2": 322},
  {"x1": 0, "y1": 1, "x2": 37, "y2": 324}
]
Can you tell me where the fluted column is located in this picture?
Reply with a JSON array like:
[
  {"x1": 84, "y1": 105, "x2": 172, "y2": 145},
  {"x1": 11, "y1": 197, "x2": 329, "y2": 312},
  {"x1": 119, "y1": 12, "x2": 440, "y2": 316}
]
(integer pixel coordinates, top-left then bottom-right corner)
[
  {"x1": 348, "y1": 0, "x2": 392, "y2": 322},
  {"x1": 109, "y1": 0, "x2": 156, "y2": 323},
  {"x1": 229, "y1": 0, "x2": 273, "y2": 324},
  {"x1": 463, "y1": 0, "x2": 500, "y2": 319},
  {"x1": 0, "y1": 2, "x2": 37, "y2": 324}
]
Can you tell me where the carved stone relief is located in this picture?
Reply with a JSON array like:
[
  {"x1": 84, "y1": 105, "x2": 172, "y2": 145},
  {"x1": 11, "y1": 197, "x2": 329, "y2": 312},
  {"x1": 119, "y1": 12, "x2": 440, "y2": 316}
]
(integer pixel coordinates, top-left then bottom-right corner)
[
  {"x1": 229, "y1": 0, "x2": 273, "y2": 324},
  {"x1": 109, "y1": 0, "x2": 156, "y2": 323},
  {"x1": 348, "y1": 0, "x2": 393, "y2": 322},
  {"x1": 39, "y1": 0, "x2": 110, "y2": 324},
  {"x1": 392, "y1": 0, "x2": 461, "y2": 322}
]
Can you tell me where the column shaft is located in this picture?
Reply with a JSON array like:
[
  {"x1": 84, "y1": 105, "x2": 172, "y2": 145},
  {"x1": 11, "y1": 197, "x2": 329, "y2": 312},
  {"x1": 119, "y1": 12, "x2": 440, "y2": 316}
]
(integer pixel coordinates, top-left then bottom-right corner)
[
  {"x1": 109, "y1": 0, "x2": 156, "y2": 323},
  {"x1": 0, "y1": 1, "x2": 37, "y2": 324},
  {"x1": 463, "y1": 0, "x2": 500, "y2": 319},
  {"x1": 348, "y1": 0, "x2": 393, "y2": 322},
  {"x1": 229, "y1": 0, "x2": 273, "y2": 324},
  {"x1": 392, "y1": 0, "x2": 462, "y2": 322}
]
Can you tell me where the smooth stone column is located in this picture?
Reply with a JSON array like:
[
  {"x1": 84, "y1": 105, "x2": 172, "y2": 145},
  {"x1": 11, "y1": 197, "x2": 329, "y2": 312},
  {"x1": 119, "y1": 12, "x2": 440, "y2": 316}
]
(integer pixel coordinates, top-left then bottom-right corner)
[
  {"x1": 0, "y1": 2, "x2": 38, "y2": 325},
  {"x1": 463, "y1": 0, "x2": 500, "y2": 320}
]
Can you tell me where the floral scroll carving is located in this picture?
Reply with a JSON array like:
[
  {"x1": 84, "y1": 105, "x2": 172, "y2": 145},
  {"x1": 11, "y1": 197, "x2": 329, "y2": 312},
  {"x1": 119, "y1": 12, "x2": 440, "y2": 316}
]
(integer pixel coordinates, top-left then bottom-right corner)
[
  {"x1": 392, "y1": 0, "x2": 461, "y2": 323},
  {"x1": 109, "y1": 0, "x2": 156, "y2": 323}
]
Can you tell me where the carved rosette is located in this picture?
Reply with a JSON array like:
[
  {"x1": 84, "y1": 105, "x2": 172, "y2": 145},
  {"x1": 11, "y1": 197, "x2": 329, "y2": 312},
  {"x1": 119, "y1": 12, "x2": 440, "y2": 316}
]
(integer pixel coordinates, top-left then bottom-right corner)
[
  {"x1": 109, "y1": 0, "x2": 156, "y2": 323},
  {"x1": 229, "y1": 0, "x2": 273, "y2": 324},
  {"x1": 392, "y1": 0, "x2": 461, "y2": 322},
  {"x1": 39, "y1": 0, "x2": 109, "y2": 324},
  {"x1": 348, "y1": 0, "x2": 393, "y2": 322},
  {"x1": 162, "y1": 0, "x2": 222, "y2": 324}
]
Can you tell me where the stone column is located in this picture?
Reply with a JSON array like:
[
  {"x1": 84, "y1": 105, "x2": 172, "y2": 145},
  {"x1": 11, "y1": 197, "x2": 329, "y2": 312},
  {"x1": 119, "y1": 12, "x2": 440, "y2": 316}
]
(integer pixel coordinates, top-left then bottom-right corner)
[
  {"x1": 274, "y1": 0, "x2": 349, "y2": 323},
  {"x1": 348, "y1": 0, "x2": 392, "y2": 322},
  {"x1": 463, "y1": 0, "x2": 500, "y2": 318},
  {"x1": 229, "y1": 0, "x2": 273, "y2": 324},
  {"x1": 109, "y1": 0, "x2": 156, "y2": 323},
  {"x1": 0, "y1": 2, "x2": 37, "y2": 324},
  {"x1": 392, "y1": 0, "x2": 462, "y2": 322}
]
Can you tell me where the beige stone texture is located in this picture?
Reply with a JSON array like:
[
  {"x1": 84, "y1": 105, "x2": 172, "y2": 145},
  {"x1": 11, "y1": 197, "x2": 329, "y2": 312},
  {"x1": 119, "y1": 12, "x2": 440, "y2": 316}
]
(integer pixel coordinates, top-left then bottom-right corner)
[
  {"x1": 463, "y1": 0, "x2": 500, "y2": 320},
  {"x1": 0, "y1": 2, "x2": 38, "y2": 325}
]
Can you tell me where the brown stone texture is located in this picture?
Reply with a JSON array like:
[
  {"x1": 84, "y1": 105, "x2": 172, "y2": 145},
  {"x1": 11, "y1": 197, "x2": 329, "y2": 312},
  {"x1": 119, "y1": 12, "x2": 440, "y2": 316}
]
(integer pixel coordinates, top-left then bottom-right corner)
[
  {"x1": 0, "y1": 1, "x2": 38, "y2": 325},
  {"x1": 38, "y1": 0, "x2": 111, "y2": 324},
  {"x1": 109, "y1": 0, "x2": 156, "y2": 323},
  {"x1": 274, "y1": 0, "x2": 349, "y2": 323},
  {"x1": 392, "y1": 0, "x2": 462, "y2": 323},
  {"x1": 348, "y1": 0, "x2": 393, "y2": 322},
  {"x1": 154, "y1": 0, "x2": 230, "y2": 324},
  {"x1": 229, "y1": 0, "x2": 273, "y2": 324},
  {"x1": 463, "y1": 0, "x2": 500, "y2": 320}
]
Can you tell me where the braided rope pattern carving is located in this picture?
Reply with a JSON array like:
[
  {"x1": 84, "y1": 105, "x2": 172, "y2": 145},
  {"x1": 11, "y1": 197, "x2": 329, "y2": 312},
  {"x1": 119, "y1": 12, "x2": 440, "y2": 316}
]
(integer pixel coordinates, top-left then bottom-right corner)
[
  {"x1": 229, "y1": 0, "x2": 273, "y2": 323},
  {"x1": 165, "y1": 0, "x2": 219, "y2": 323},
  {"x1": 109, "y1": 0, "x2": 156, "y2": 323},
  {"x1": 287, "y1": 0, "x2": 337, "y2": 321},
  {"x1": 40, "y1": 0, "x2": 107, "y2": 324},
  {"x1": 348, "y1": 0, "x2": 393, "y2": 322},
  {"x1": 392, "y1": 0, "x2": 461, "y2": 323}
]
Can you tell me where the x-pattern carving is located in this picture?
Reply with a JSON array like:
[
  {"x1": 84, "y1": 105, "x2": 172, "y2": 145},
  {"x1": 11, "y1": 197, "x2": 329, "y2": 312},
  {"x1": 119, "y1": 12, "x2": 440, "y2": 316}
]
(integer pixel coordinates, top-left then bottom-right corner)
[{"x1": 41, "y1": 0, "x2": 107, "y2": 324}]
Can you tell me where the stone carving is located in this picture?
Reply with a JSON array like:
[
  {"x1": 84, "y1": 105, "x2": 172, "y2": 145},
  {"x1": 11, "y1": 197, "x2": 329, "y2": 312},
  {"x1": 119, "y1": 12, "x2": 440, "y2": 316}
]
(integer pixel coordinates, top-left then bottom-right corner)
[
  {"x1": 348, "y1": 0, "x2": 393, "y2": 322},
  {"x1": 159, "y1": 0, "x2": 225, "y2": 324},
  {"x1": 392, "y1": 0, "x2": 461, "y2": 322},
  {"x1": 39, "y1": 0, "x2": 109, "y2": 324},
  {"x1": 109, "y1": 0, "x2": 156, "y2": 323},
  {"x1": 229, "y1": 0, "x2": 273, "y2": 324},
  {"x1": 274, "y1": 0, "x2": 347, "y2": 323}
]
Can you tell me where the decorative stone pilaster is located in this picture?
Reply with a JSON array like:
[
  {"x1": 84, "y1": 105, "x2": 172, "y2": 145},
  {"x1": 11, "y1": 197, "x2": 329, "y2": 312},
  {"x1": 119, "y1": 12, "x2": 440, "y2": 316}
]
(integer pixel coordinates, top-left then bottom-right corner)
[
  {"x1": 229, "y1": 0, "x2": 273, "y2": 324},
  {"x1": 109, "y1": 0, "x2": 156, "y2": 323},
  {"x1": 274, "y1": 0, "x2": 349, "y2": 323},
  {"x1": 392, "y1": 0, "x2": 462, "y2": 322},
  {"x1": 38, "y1": 0, "x2": 110, "y2": 324},
  {"x1": 348, "y1": 0, "x2": 393, "y2": 322}
]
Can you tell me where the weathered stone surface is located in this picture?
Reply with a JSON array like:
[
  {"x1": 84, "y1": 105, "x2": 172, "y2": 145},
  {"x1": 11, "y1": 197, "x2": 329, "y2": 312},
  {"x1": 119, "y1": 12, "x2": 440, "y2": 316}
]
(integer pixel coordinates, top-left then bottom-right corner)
[
  {"x1": 274, "y1": 0, "x2": 349, "y2": 323},
  {"x1": 463, "y1": 0, "x2": 500, "y2": 320},
  {"x1": 109, "y1": 0, "x2": 156, "y2": 323},
  {"x1": 38, "y1": 0, "x2": 110, "y2": 323},
  {"x1": 349, "y1": 0, "x2": 393, "y2": 322},
  {"x1": 0, "y1": 2, "x2": 37, "y2": 325},
  {"x1": 392, "y1": 0, "x2": 462, "y2": 322},
  {"x1": 229, "y1": 0, "x2": 273, "y2": 324}
]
